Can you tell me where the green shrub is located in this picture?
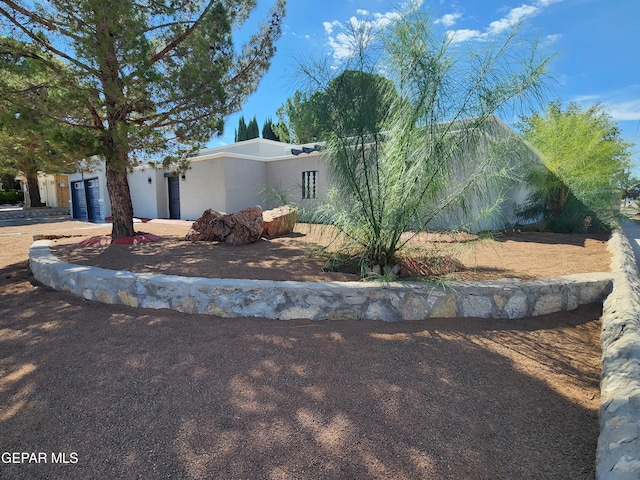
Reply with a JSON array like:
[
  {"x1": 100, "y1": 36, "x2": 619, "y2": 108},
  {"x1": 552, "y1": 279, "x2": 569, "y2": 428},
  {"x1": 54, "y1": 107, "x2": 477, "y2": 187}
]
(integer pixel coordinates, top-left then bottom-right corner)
[{"x1": 0, "y1": 189, "x2": 24, "y2": 205}]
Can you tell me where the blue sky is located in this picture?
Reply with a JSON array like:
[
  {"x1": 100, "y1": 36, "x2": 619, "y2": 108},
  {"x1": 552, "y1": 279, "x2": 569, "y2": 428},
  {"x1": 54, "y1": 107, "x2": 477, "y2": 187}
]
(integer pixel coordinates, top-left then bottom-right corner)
[{"x1": 213, "y1": 0, "x2": 640, "y2": 168}]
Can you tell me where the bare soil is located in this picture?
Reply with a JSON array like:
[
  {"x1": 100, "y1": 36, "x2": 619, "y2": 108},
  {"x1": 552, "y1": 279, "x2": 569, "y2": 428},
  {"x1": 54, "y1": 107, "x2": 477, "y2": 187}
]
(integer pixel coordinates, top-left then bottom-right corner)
[
  {"x1": 48, "y1": 221, "x2": 612, "y2": 282},
  {"x1": 0, "y1": 219, "x2": 608, "y2": 479}
]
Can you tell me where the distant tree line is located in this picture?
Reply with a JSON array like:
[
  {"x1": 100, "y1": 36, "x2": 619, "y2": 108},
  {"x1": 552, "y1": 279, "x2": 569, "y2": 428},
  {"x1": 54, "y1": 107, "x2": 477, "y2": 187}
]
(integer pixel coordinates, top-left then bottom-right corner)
[{"x1": 234, "y1": 115, "x2": 288, "y2": 142}]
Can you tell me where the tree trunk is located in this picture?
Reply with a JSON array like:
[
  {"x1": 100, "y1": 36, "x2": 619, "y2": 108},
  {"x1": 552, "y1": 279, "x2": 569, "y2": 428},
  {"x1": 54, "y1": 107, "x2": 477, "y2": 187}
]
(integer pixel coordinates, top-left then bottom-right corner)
[
  {"x1": 556, "y1": 187, "x2": 568, "y2": 216},
  {"x1": 26, "y1": 173, "x2": 42, "y2": 207},
  {"x1": 105, "y1": 159, "x2": 135, "y2": 238},
  {"x1": 93, "y1": 4, "x2": 135, "y2": 239}
]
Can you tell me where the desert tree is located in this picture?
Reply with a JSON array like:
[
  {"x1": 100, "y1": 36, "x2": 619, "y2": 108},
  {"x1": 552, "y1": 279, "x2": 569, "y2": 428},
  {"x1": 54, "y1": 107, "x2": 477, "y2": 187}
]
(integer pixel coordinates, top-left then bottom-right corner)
[
  {"x1": 518, "y1": 100, "x2": 634, "y2": 232},
  {"x1": 301, "y1": 8, "x2": 551, "y2": 275},
  {"x1": 276, "y1": 70, "x2": 398, "y2": 145},
  {"x1": 0, "y1": 0, "x2": 286, "y2": 237},
  {"x1": 0, "y1": 107, "x2": 76, "y2": 207},
  {"x1": 275, "y1": 90, "x2": 322, "y2": 144},
  {"x1": 0, "y1": 38, "x2": 93, "y2": 206}
]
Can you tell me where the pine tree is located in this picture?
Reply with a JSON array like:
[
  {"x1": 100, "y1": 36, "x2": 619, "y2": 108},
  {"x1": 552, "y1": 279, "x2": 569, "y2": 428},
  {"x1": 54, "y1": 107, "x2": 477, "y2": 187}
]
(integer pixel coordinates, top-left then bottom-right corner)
[
  {"x1": 247, "y1": 116, "x2": 259, "y2": 140},
  {"x1": 262, "y1": 117, "x2": 279, "y2": 141},
  {"x1": 235, "y1": 116, "x2": 248, "y2": 142},
  {"x1": 0, "y1": 0, "x2": 286, "y2": 237},
  {"x1": 0, "y1": 39, "x2": 92, "y2": 207}
]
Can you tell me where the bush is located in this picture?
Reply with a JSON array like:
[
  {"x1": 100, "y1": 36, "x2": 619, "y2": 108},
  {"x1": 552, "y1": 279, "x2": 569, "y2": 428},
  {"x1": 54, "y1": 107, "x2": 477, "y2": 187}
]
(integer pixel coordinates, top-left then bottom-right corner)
[
  {"x1": 0, "y1": 189, "x2": 24, "y2": 205},
  {"x1": 518, "y1": 191, "x2": 611, "y2": 233}
]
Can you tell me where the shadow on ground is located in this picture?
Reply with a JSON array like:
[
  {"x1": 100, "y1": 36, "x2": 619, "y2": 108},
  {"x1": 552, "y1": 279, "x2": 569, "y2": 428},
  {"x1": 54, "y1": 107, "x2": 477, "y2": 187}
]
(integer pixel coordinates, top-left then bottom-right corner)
[{"x1": 0, "y1": 264, "x2": 601, "y2": 479}]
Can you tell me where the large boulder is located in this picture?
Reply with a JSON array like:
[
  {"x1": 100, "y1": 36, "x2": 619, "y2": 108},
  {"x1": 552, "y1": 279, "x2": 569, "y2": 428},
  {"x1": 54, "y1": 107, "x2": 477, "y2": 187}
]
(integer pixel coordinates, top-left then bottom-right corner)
[
  {"x1": 263, "y1": 205, "x2": 297, "y2": 237},
  {"x1": 185, "y1": 206, "x2": 264, "y2": 245},
  {"x1": 184, "y1": 209, "x2": 224, "y2": 241}
]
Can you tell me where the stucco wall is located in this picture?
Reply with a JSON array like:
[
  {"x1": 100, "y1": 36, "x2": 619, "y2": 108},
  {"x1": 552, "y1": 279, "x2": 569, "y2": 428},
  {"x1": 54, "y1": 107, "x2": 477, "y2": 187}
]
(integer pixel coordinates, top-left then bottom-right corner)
[
  {"x1": 264, "y1": 153, "x2": 328, "y2": 210},
  {"x1": 223, "y1": 157, "x2": 267, "y2": 213},
  {"x1": 180, "y1": 158, "x2": 227, "y2": 219},
  {"x1": 197, "y1": 138, "x2": 293, "y2": 159},
  {"x1": 129, "y1": 167, "x2": 166, "y2": 219}
]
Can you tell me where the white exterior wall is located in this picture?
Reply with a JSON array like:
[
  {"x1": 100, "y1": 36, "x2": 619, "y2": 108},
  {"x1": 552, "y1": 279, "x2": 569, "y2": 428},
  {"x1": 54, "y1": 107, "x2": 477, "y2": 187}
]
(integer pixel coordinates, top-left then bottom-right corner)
[
  {"x1": 427, "y1": 121, "x2": 539, "y2": 232},
  {"x1": 129, "y1": 167, "x2": 168, "y2": 219},
  {"x1": 64, "y1": 131, "x2": 539, "y2": 230},
  {"x1": 179, "y1": 156, "x2": 227, "y2": 219},
  {"x1": 264, "y1": 152, "x2": 327, "y2": 209},
  {"x1": 155, "y1": 172, "x2": 169, "y2": 219},
  {"x1": 223, "y1": 157, "x2": 266, "y2": 213},
  {"x1": 38, "y1": 173, "x2": 58, "y2": 207},
  {"x1": 198, "y1": 138, "x2": 292, "y2": 158}
]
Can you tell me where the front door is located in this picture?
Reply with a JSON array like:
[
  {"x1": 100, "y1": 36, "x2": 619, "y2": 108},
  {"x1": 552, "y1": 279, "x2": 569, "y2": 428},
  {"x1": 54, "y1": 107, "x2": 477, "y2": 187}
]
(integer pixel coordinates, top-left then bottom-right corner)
[
  {"x1": 168, "y1": 176, "x2": 180, "y2": 219},
  {"x1": 85, "y1": 178, "x2": 102, "y2": 221},
  {"x1": 71, "y1": 181, "x2": 88, "y2": 220}
]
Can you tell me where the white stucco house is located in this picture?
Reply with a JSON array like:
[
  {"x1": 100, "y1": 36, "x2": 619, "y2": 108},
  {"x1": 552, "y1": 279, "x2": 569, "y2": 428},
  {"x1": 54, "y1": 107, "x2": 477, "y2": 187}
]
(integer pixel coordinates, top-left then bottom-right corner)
[
  {"x1": 67, "y1": 117, "x2": 541, "y2": 231},
  {"x1": 67, "y1": 138, "x2": 328, "y2": 222}
]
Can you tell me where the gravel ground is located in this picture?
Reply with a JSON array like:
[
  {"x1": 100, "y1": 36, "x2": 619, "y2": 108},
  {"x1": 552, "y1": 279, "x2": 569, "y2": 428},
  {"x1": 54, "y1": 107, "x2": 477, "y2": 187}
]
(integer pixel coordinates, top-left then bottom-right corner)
[{"x1": 0, "y1": 220, "x2": 603, "y2": 479}]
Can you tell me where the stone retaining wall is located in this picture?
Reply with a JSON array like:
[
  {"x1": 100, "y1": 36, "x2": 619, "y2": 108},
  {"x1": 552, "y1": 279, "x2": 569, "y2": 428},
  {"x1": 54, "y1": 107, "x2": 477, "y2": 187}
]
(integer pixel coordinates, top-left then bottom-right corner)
[
  {"x1": 31, "y1": 237, "x2": 635, "y2": 476},
  {"x1": 29, "y1": 240, "x2": 612, "y2": 321},
  {"x1": 597, "y1": 230, "x2": 640, "y2": 480},
  {"x1": 0, "y1": 207, "x2": 70, "y2": 220}
]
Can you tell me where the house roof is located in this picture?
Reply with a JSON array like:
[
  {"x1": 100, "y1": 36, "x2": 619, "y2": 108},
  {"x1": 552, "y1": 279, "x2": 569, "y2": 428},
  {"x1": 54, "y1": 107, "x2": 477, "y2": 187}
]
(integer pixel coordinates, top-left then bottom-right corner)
[{"x1": 190, "y1": 138, "x2": 324, "y2": 164}]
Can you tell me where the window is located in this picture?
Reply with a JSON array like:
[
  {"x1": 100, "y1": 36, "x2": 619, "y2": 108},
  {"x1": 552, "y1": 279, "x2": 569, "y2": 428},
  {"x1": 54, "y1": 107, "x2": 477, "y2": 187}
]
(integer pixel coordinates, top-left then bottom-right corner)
[{"x1": 302, "y1": 170, "x2": 318, "y2": 199}]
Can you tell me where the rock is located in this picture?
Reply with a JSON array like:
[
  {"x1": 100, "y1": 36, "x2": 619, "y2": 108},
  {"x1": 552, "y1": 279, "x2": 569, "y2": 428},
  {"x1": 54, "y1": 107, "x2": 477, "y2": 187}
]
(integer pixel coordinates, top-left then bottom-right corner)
[
  {"x1": 263, "y1": 205, "x2": 297, "y2": 237},
  {"x1": 185, "y1": 209, "x2": 224, "y2": 241},
  {"x1": 185, "y1": 206, "x2": 264, "y2": 245}
]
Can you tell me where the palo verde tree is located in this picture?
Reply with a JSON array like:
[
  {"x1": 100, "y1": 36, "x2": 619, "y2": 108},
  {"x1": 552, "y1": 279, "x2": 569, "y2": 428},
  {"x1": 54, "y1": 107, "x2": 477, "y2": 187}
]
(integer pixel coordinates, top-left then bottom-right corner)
[
  {"x1": 518, "y1": 100, "x2": 633, "y2": 232},
  {"x1": 0, "y1": 0, "x2": 286, "y2": 238},
  {"x1": 301, "y1": 8, "x2": 551, "y2": 275}
]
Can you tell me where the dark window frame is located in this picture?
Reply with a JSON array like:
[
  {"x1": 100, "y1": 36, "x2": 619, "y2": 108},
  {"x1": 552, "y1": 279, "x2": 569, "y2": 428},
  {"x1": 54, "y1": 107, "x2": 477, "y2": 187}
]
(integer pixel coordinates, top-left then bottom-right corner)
[{"x1": 302, "y1": 170, "x2": 318, "y2": 199}]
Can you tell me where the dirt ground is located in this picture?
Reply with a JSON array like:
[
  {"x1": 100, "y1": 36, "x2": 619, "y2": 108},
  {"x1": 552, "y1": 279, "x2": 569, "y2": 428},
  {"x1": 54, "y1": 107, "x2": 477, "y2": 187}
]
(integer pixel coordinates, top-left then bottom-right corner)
[
  {"x1": 0, "y1": 219, "x2": 608, "y2": 479},
  {"x1": 48, "y1": 220, "x2": 612, "y2": 282}
]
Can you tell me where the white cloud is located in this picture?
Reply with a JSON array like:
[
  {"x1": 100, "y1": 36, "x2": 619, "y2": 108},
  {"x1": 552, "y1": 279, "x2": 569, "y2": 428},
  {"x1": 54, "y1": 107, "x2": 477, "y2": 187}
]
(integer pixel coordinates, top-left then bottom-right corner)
[
  {"x1": 323, "y1": 9, "x2": 402, "y2": 62},
  {"x1": 435, "y1": 13, "x2": 462, "y2": 28},
  {"x1": 447, "y1": 1, "x2": 561, "y2": 44},
  {"x1": 572, "y1": 94, "x2": 600, "y2": 103},
  {"x1": 323, "y1": 21, "x2": 336, "y2": 35},
  {"x1": 608, "y1": 100, "x2": 640, "y2": 122},
  {"x1": 487, "y1": 4, "x2": 539, "y2": 35},
  {"x1": 544, "y1": 33, "x2": 562, "y2": 43},
  {"x1": 447, "y1": 29, "x2": 484, "y2": 43},
  {"x1": 571, "y1": 88, "x2": 640, "y2": 122}
]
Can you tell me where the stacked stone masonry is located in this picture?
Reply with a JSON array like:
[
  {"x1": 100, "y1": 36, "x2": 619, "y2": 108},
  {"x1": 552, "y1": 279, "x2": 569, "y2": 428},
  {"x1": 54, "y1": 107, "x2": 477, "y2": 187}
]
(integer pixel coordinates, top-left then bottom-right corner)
[
  {"x1": 0, "y1": 207, "x2": 70, "y2": 220},
  {"x1": 31, "y1": 236, "x2": 639, "y2": 478},
  {"x1": 597, "y1": 230, "x2": 640, "y2": 480},
  {"x1": 30, "y1": 240, "x2": 612, "y2": 321}
]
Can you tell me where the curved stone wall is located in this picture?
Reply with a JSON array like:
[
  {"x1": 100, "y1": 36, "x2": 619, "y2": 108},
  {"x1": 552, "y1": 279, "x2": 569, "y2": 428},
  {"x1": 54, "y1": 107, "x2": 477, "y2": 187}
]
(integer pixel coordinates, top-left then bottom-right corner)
[
  {"x1": 29, "y1": 240, "x2": 612, "y2": 321},
  {"x1": 32, "y1": 236, "x2": 637, "y2": 476},
  {"x1": 597, "y1": 230, "x2": 640, "y2": 479}
]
